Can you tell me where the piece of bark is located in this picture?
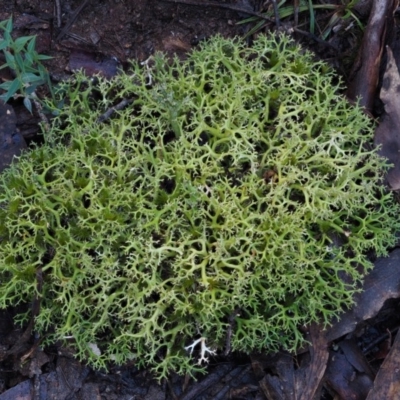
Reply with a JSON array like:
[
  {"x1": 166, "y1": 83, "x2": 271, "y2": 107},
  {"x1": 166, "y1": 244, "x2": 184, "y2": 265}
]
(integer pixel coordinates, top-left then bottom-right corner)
[
  {"x1": 325, "y1": 351, "x2": 373, "y2": 400},
  {"x1": 339, "y1": 338, "x2": 375, "y2": 379},
  {"x1": 258, "y1": 352, "x2": 295, "y2": 399},
  {"x1": 0, "y1": 100, "x2": 27, "y2": 173},
  {"x1": 68, "y1": 50, "x2": 120, "y2": 79},
  {"x1": 0, "y1": 380, "x2": 31, "y2": 400},
  {"x1": 324, "y1": 338, "x2": 374, "y2": 398},
  {"x1": 324, "y1": 248, "x2": 400, "y2": 343},
  {"x1": 257, "y1": 323, "x2": 329, "y2": 400},
  {"x1": 347, "y1": 0, "x2": 398, "y2": 111},
  {"x1": 374, "y1": 46, "x2": 400, "y2": 189},
  {"x1": 366, "y1": 329, "x2": 400, "y2": 399}
]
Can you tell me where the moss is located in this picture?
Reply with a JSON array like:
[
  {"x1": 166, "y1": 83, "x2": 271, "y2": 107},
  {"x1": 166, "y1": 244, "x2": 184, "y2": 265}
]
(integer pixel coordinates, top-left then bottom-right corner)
[{"x1": 0, "y1": 33, "x2": 399, "y2": 379}]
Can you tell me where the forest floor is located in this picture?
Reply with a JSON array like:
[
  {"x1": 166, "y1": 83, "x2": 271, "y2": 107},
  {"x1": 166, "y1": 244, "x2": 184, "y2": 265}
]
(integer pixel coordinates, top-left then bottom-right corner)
[{"x1": 1, "y1": 1, "x2": 400, "y2": 399}]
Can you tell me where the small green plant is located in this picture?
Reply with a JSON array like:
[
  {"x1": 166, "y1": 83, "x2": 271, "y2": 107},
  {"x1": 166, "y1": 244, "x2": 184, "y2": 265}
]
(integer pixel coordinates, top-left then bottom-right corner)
[
  {"x1": 0, "y1": 17, "x2": 53, "y2": 112},
  {"x1": 0, "y1": 33, "x2": 399, "y2": 379},
  {"x1": 240, "y1": 0, "x2": 363, "y2": 39},
  {"x1": 319, "y1": 0, "x2": 364, "y2": 40}
]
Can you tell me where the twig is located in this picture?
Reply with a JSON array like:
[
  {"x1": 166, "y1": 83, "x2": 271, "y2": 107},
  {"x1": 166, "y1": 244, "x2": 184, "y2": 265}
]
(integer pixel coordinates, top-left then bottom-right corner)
[
  {"x1": 271, "y1": 0, "x2": 281, "y2": 28},
  {"x1": 54, "y1": 0, "x2": 62, "y2": 28},
  {"x1": 159, "y1": 0, "x2": 274, "y2": 22},
  {"x1": 363, "y1": 326, "x2": 399, "y2": 355},
  {"x1": 179, "y1": 363, "x2": 233, "y2": 400},
  {"x1": 32, "y1": 363, "x2": 41, "y2": 400},
  {"x1": 97, "y1": 98, "x2": 133, "y2": 123},
  {"x1": 293, "y1": 27, "x2": 338, "y2": 50},
  {"x1": 224, "y1": 308, "x2": 239, "y2": 356},
  {"x1": 294, "y1": 0, "x2": 299, "y2": 27},
  {"x1": 167, "y1": 379, "x2": 179, "y2": 400},
  {"x1": 56, "y1": 0, "x2": 90, "y2": 41}
]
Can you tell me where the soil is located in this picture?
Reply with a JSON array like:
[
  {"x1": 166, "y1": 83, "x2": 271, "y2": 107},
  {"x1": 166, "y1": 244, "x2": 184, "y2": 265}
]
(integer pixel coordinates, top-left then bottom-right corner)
[{"x1": 0, "y1": 1, "x2": 397, "y2": 399}]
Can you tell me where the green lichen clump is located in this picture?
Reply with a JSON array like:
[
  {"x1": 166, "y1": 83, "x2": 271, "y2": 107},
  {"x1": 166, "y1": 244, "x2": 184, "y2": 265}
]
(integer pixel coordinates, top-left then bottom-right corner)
[{"x1": 0, "y1": 34, "x2": 399, "y2": 378}]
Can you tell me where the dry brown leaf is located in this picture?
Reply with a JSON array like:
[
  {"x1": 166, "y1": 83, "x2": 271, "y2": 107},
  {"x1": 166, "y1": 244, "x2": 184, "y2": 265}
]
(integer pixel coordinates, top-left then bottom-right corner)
[
  {"x1": 257, "y1": 324, "x2": 329, "y2": 400},
  {"x1": 347, "y1": 0, "x2": 397, "y2": 110},
  {"x1": 325, "y1": 338, "x2": 374, "y2": 399},
  {"x1": 325, "y1": 351, "x2": 373, "y2": 400},
  {"x1": 366, "y1": 329, "x2": 400, "y2": 399},
  {"x1": 0, "y1": 101, "x2": 27, "y2": 173},
  {"x1": 324, "y1": 248, "x2": 400, "y2": 342},
  {"x1": 374, "y1": 46, "x2": 400, "y2": 189}
]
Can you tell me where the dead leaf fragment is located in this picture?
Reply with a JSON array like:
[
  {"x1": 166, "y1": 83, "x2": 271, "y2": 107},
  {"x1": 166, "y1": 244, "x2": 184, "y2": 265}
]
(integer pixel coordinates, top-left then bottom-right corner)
[
  {"x1": 68, "y1": 50, "x2": 120, "y2": 79},
  {"x1": 325, "y1": 352, "x2": 373, "y2": 400},
  {"x1": 347, "y1": 0, "x2": 397, "y2": 111},
  {"x1": 257, "y1": 324, "x2": 329, "y2": 400},
  {"x1": 366, "y1": 329, "x2": 400, "y2": 400},
  {"x1": 0, "y1": 101, "x2": 27, "y2": 173},
  {"x1": 374, "y1": 46, "x2": 400, "y2": 189},
  {"x1": 324, "y1": 248, "x2": 400, "y2": 343}
]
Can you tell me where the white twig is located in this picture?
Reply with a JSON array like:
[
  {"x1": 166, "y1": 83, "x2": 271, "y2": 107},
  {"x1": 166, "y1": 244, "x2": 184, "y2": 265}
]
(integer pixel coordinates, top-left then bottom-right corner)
[
  {"x1": 140, "y1": 57, "x2": 153, "y2": 86},
  {"x1": 185, "y1": 337, "x2": 216, "y2": 365}
]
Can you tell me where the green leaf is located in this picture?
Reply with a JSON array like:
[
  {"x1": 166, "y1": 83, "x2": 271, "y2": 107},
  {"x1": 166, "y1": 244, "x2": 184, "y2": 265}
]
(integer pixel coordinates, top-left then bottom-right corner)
[
  {"x1": 21, "y1": 73, "x2": 44, "y2": 84},
  {"x1": 14, "y1": 53, "x2": 25, "y2": 73},
  {"x1": 36, "y1": 54, "x2": 53, "y2": 61},
  {"x1": 0, "y1": 40, "x2": 9, "y2": 51},
  {"x1": 0, "y1": 81, "x2": 12, "y2": 90},
  {"x1": 37, "y1": 64, "x2": 50, "y2": 80},
  {"x1": 0, "y1": 18, "x2": 12, "y2": 33},
  {"x1": 23, "y1": 97, "x2": 33, "y2": 113},
  {"x1": 23, "y1": 64, "x2": 38, "y2": 74},
  {"x1": 3, "y1": 31, "x2": 12, "y2": 47},
  {"x1": 307, "y1": 0, "x2": 315, "y2": 34},
  {"x1": 5, "y1": 18, "x2": 12, "y2": 34},
  {"x1": 3, "y1": 78, "x2": 21, "y2": 102},
  {"x1": 0, "y1": 19, "x2": 8, "y2": 30},
  {"x1": 14, "y1": 35, "x2": 34, "y2": 52},
  {"x1": 4, "y1": 50, "x2": 15, "y2": 69},
  {"x1": 24, "y1": 52, "x2": 33, "y2": 65},
  {"x1": 27, "y1": 37, "x2": 36, "y2": 54},
  {"x1": 25, "y1": 85, "x2": 38, "y2": 95}
]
